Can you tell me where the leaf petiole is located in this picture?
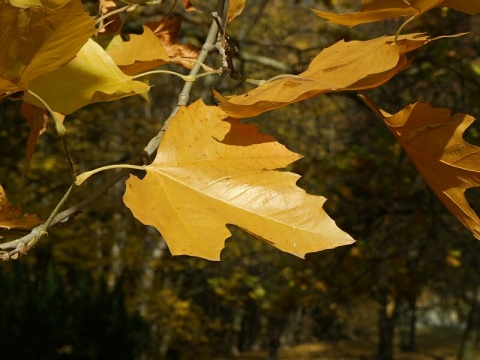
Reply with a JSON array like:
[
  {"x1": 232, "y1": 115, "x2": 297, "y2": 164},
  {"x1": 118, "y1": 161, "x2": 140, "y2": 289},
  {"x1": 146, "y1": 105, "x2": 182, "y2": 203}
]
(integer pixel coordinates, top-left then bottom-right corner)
[
  {"x1": 26, "y1": 89, "x2": 67, "y2": 136},
  {"x1": 393, "y1": 14, "x2": 417, "y2": 45},
  {"x1": 76, "y1": 164, "x2": 146, "y2": 186},
  {"x1": 133, "y1": 70, "x2": 195, "y2": 82}
]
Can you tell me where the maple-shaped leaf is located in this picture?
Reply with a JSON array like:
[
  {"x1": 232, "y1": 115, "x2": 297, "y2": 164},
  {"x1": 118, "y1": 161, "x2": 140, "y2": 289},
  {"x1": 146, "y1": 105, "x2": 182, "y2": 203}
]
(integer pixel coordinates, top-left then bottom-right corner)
[
  {"x1": 0, "y1": 0, "x2": 95, "y2": 97},
  {"x1": 146, "y1": 17, "x2": 200, "y2": 70},
  {"x1": 23, "y1": 39, "x2": 150, "y2": 115},
  {"x1": 0, "y1": 185, "x2": 41, "y2": 230},
  {"x1": 227, "y1": 0, "x2": 246, "y2": 23},
  {"x1": 382, "y1": 102, "x2": 480, "y2": 240},
  {"x1": 215, "y1": 34, "x2": 435, "y2": 118},
  {"x1": 106, "y1": 26, "x2": 170, "y2": 76},
  {"x1": 313, "y1": 0, "x2": 479, "y2": 27},
  {"x1": 123, "y1": 100, "x2": 354, "y2": 260}
]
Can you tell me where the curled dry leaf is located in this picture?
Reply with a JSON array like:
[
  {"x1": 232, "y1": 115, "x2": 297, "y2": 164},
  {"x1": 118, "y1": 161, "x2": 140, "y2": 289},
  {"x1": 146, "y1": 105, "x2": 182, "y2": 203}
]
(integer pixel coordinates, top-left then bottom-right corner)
[
  {"x1": 183, "y1": 0, "x2": 196, "y2": 11},
  {"x1": 215, "y1": 34, "x2": 437, "y2": 118},
  {"x1": 382, "y1": 102, "x2": 480, "y2": 240},
  {"x1": 20, "y1": 103, "x2": 65, "y2": 171},
  {"x1": 146, "y1": 16, "x2": 200, "y2": 70},
  {"x1": 313, "y1": 0, "x2": 480, "y2": 27},
  {"x1": 123, "y1": 100, "x2": 354, "y2": 260},
  {"x1": 0, "y1": 185, "x2": 42, "y2": 230}
]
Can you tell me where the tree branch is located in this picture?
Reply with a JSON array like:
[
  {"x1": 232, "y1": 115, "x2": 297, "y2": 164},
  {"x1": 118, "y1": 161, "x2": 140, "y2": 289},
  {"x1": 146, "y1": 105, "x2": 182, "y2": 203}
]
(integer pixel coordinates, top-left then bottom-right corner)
[{"x1": 0, "y1": 0, "x2": 228, "y2": 260}]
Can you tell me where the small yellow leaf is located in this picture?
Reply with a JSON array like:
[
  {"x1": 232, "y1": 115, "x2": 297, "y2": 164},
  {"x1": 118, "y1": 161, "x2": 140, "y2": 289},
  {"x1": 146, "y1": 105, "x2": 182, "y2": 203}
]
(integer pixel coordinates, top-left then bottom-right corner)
[
  {"x1": 9, "y1": 0, "x2": 70, "y2": 9},
  {"x1": 382, "y1": 103, "x2": 480, "y2": 240},
  {"x1": 313, "y1": 0, "x2": 480, "y2": 27},
  {"x1": 123, "y1": 100, "x2": 354, "y2": 260},
  {"x1": 106, "y1": 26, "x2": 170, "y2": 76},
  {"x1": 313, "y1": 0, "x2": 442, "y2": 27},
  {"x1": 23, "y1": 39, "x2": 150, "y2": 114},
  {"x1": 215, "y1": 34, "x2": 433, "y2": 118},
  {"x1": 226, "y1": 0, "x2": 246, "y2": 23}
]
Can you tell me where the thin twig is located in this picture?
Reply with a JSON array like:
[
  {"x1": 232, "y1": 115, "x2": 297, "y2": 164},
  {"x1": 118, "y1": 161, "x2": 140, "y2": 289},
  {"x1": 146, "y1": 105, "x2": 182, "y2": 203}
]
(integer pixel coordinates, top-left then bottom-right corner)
[
  {"x1": 144, "y1": 1, "x2": 226, "y2": 154},
  {"x1": 61, "y1": 136, "x2": 77, "y2": 182}
]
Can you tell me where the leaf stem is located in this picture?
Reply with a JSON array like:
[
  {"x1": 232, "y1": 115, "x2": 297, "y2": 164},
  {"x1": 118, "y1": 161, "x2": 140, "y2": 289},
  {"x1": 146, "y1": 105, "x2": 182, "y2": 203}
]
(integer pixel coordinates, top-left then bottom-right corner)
[
  {"x1": 132, "y1": 70, "x2": 195, "y2": 82},
  {"x1": 393, "y1": 14, "x2": 417, "y2": 45},
  {"x1": 246, "y1": 74, "x2": 298, "y2": 86},
  {"x1": 76, "y1": 164, "x2": 146, "y2": 186},
  {"x1": 27, "y1": 89, "x2": 67, "y2": 136},
  {"x1": 357, "y1": 91, "x2": 385, "y2": 120}
]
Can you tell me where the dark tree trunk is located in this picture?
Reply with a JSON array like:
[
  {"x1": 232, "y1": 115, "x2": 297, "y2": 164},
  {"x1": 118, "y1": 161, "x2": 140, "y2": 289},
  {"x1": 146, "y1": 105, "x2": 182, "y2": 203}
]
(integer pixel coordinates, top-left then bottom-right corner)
[
  {"x1": 376, "y1": 294, "x2": 400, "y2": 360},
  {"x1": 459, "y1": 287, "x2": 480, "y2": 360},
  {"x1": 399, "y1": 296, "x2": 417, "y2": 352}
]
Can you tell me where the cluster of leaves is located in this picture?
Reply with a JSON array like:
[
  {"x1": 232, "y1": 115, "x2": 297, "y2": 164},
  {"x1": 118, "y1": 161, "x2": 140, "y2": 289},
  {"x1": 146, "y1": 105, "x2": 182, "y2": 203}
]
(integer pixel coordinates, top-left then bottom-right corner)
[{"x1": 1, "y1": 0, "x2": 480, "y2": 263}]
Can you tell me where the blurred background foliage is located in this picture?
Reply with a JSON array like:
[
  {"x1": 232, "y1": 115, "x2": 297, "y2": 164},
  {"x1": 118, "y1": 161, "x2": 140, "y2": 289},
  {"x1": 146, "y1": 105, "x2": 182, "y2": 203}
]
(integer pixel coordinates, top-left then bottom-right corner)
[{"x1": 2, "y1": 0, "x2": 480, "y2": 359}]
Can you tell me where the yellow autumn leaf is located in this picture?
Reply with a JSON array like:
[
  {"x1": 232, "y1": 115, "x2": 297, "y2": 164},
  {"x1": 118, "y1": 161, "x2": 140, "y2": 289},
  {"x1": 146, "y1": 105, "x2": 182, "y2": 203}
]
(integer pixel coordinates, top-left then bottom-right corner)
[
  {"x1": 313, "y1": 0, "x2": 480, "y2": 27},
  {"x1": 0, "y1": 185, "x2": 42, "y2": 230},
  {"x1": 0, "y1": 0, "x2": 95, "y2": 95},
  {"x1": 23, "y1": 39, "x2": 150, "y2": 115},
  {"x1": 313, "y1": 0, "x2": 441, "y2": 27},
  {"x1": 226, "y1": 0, "x2": 246, "y2": 23},
  {"x1": 123, "y1": 100, "x2": 354, "y2": 260},
  {"x1": 215, "y1": 34, "x2": 434, "y2": 118},
  {"x1": 9, "y1": 0, "x2": 69, "y2": 9},
  {"x1": 382, "y1": 102, "x2": 480, "y2": 240},
  {"x1": 106, "y1": 26, "x2": 170, "y2": 76}
]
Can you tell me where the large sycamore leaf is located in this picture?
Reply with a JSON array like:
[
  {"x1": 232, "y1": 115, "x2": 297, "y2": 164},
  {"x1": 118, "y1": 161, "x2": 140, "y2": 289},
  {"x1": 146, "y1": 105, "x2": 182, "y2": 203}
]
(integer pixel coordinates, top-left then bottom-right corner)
[
  {"x1": 215, "y1": 34, "x2": 434, "y2": 118},
  {"x1": 313, "y1": 0, "x2": 480, "y2": 27},
  {"x1": 23, "y1": 39, "x2": 150, "y2": 114},
  {"x1": 0, "y1": 0, "x2": 96, "y2": 96},
  {"x1": 382, "y1": 102, "x2": 480, "y2": 240},
  {"x1": 123, "y1": 100, "x2": 354, "y2": 260},
  {"x1": 0, "y1": 185, "x2": 41, "y2": 230}
]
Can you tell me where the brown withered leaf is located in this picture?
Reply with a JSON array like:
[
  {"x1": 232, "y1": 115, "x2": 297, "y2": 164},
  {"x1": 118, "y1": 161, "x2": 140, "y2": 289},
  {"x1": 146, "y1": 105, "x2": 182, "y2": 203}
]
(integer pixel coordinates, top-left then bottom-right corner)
[
  {"x1": 215, "y1": 34, "x2": 438, "y2": 118},
  {"x1": 183, "y1": 0, "x2": 196, "y2": 11},
  {"x1": 146, "y1": 17, "x2": 200, "y2": 69},
  {"x1": 0, "y1": 185, "x2": 41, "y2": 230},
  {"x1": 382, "y1": 102, "x2": 480, "y2": 240},
  {"x1": 123, "y1": 100, "x2": 354, "y2": 260}
]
